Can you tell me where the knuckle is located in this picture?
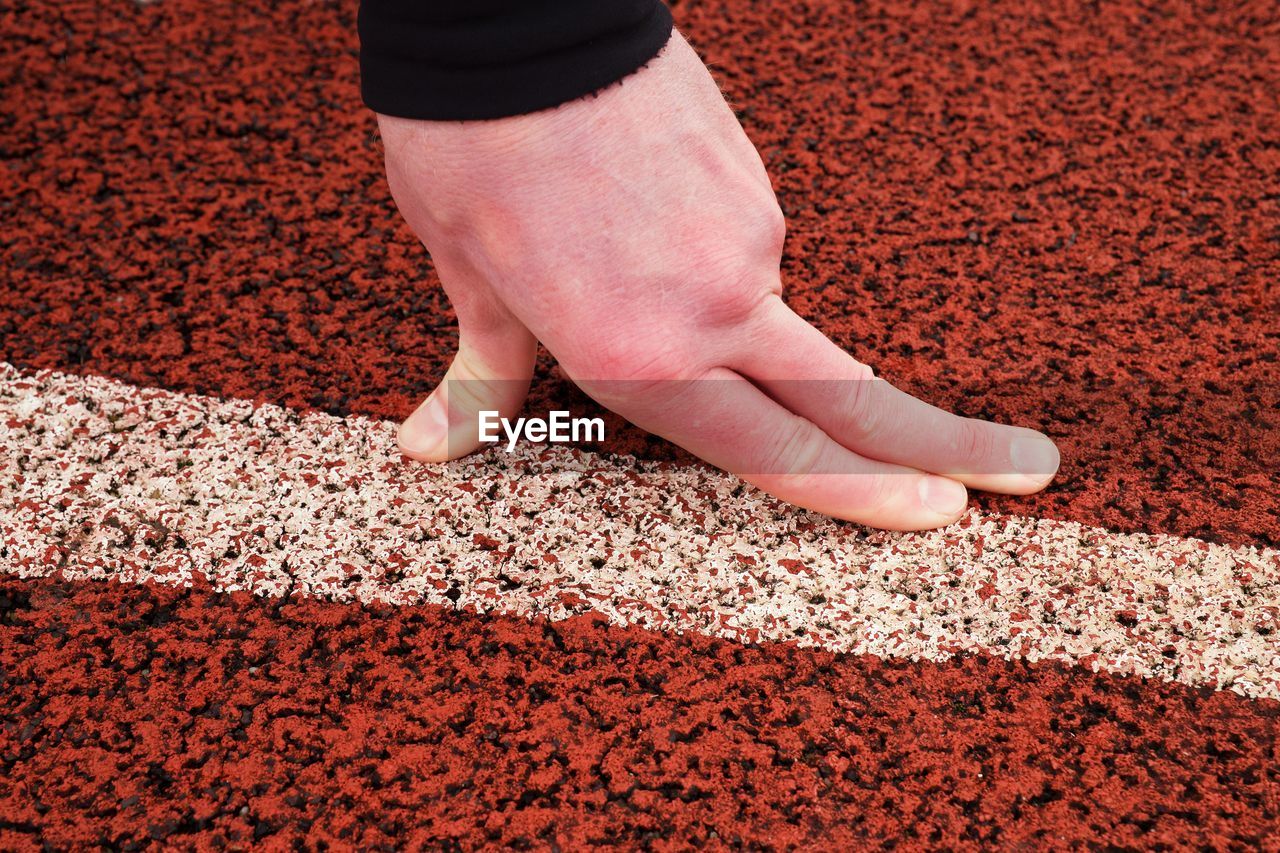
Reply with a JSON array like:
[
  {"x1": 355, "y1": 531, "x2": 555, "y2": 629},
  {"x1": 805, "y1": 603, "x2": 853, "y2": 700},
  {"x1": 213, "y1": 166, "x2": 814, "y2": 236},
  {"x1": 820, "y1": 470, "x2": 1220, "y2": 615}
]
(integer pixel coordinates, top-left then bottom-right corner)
[
  {"x1": 596, "y1": 343, "x2": 684, "y2": 383},
  {"x1": 754, "y1": 199, "x2": 787, "y2": 254},
  {"x1": 842, "y1": 472, "x2": 892, "y2": 512},
  {"x1": 697, "y1": 280, "x2": 773, "y2": 329},
  {"x1": 762, "y1": 418, "x2": 826, "y2": 479},
  {"x1": 831, "y1": 362, "x2": 881, "y2": 442},
  {"x1": 444, "y1": 350, "x2": 504, "y2": 409},
  {"x1": 453, "y1": 291, "x2": 516, "y2": 337},
  {"x1": 951, "y1": 417, "x2": 995, "y2": 464},
  {"x1": 564, "y1": 337, "x2": 689, "y2": 407},
  {"x1": 681, "y1": 202, "x2": 786, "y2": 330}
]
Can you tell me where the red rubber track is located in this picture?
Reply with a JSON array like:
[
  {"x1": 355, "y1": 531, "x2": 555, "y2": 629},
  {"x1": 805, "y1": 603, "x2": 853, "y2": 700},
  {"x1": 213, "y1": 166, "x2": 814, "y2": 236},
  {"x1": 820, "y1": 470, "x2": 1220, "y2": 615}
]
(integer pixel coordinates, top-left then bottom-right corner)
[
  {"x1": 3, "y1": 0, "x2": 1280, "y2": 847},
  {"x1": 1, "y1": 0, "x2": 1277, "y2": 545},
  {"x1": 1, "y1": 574, "x2": 1278, "y2": 850}
]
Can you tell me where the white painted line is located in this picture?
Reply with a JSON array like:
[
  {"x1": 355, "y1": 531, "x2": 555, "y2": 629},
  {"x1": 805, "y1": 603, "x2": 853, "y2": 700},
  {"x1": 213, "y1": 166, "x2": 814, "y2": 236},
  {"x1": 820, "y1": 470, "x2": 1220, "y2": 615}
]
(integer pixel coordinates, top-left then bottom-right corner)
[{"x1": 3, "y1": 363, "x2": 1278, "y2": 698}]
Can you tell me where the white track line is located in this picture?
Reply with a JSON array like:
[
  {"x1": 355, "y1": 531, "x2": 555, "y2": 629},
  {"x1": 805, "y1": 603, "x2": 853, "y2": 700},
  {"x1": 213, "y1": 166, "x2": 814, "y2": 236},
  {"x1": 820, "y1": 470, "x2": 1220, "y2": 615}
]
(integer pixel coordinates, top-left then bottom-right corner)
[{"x1": 2, "y1": 363, "x2": 1278, "y2": 698}]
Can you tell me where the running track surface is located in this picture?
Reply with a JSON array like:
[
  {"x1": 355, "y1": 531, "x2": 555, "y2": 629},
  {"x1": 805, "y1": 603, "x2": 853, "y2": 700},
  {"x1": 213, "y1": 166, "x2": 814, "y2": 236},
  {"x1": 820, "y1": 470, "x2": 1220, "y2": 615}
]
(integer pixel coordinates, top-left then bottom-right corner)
[{"x1": 2, "y1": 0, "x2": 1279, "y2": 848}]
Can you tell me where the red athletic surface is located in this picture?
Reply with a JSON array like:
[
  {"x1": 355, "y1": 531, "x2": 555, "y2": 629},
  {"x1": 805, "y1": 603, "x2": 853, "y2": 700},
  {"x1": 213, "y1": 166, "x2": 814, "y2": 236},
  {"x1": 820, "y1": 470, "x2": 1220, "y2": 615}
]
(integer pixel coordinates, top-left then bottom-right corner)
[
  {"x1": 3, "y1": 575, "x2": 1278, "y2": 850},
  {"x1": 2, "y1": 0, "x2": 1278, "y2": 846}
]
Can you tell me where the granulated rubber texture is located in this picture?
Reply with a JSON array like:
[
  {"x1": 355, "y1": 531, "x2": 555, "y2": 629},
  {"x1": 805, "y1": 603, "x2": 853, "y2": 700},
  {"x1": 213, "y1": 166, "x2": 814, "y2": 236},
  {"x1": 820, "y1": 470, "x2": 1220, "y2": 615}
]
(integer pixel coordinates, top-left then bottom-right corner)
[
  {"x1": 3, "y1": 0, "x2": 1280, "y2": 846},
  {"x1": 1, "y1": 0, "x2": 1277, "y2": 546},
  {"x1": 1, "y1": 573, "x2": 1277, "y2": 850}
]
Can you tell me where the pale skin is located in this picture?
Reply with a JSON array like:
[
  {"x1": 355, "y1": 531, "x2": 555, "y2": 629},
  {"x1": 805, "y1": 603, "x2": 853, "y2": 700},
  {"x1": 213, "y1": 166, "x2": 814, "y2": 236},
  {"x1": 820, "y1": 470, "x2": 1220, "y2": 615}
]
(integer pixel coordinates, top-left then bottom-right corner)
[{"x1": 378, "y1": 31, "x2": 1060, "y2": 531}]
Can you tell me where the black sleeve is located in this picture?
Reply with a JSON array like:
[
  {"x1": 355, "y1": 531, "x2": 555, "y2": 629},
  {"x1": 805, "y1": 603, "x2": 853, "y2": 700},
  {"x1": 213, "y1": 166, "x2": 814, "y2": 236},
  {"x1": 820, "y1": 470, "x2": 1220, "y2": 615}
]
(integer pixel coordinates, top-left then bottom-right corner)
[{"x1": 358, "y1": 0, "x2": 675, "y2": 121}]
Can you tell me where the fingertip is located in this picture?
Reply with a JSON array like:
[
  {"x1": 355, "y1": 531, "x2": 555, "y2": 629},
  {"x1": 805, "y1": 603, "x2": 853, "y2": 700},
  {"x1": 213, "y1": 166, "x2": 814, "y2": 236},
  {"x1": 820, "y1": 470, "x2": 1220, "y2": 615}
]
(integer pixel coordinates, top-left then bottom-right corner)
[
  {"x1": 398, "y1": 393, "x2": 451, "y2": 462},
  {"x1": 919, "y1": 475, "x2": 968, "y2": 522},
  {"x1": 1009, "y1": 432, "x2": 1061, "y2": 493}
]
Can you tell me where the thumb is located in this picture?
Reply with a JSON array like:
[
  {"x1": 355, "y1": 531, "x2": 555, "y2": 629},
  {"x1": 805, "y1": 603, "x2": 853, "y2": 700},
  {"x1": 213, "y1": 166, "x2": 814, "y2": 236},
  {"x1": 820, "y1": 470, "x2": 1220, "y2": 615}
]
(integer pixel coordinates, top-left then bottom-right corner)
[{"x1": 398, "y1": 303, "x2": 537, "y2": 462}]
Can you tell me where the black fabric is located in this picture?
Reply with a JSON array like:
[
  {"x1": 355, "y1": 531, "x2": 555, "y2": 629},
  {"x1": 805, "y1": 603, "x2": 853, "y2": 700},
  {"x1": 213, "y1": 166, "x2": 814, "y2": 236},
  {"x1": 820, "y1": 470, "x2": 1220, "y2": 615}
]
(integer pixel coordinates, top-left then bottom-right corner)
[{"x1": 358, "y1": 0, "x2": 674, "y2": 120}]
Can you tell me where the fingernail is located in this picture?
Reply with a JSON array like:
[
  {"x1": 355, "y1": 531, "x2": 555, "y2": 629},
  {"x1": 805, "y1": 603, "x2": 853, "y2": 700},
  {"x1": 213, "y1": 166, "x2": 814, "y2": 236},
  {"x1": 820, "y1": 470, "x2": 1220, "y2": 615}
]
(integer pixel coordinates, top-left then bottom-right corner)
[
  {"x1": 920, "y1": 476, "x2": 967, "y2": 517},
  {"x1": 1010, "y1": 435, "x2": 1060, "y2": 481},
  {"x1": 399, "y1": 393, "x2": 449, "y2": 457}
]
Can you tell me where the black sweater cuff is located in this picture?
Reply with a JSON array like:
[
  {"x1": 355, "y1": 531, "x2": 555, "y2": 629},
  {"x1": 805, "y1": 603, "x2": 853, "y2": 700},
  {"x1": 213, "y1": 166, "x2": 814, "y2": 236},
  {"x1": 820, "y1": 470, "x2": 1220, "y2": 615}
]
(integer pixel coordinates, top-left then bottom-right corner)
[{"x1": 358, "y1": 0, "x2": 674, "y2": 121}]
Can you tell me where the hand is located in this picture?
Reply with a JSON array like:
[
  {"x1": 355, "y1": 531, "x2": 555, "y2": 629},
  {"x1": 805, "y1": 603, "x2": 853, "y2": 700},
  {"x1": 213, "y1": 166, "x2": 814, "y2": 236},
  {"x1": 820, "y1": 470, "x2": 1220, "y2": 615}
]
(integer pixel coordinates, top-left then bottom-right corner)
[{"x1": 375, "y1": 31, "x2": 1060, "y2": 531}]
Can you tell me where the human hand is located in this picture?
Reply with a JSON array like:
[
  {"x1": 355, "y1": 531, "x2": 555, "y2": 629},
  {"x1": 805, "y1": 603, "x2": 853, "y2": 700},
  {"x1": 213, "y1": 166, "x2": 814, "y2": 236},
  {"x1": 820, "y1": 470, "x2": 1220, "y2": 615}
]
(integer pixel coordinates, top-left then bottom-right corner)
[{"x1": 376, "y1": 31, "x2": 1059, "y2": 531}]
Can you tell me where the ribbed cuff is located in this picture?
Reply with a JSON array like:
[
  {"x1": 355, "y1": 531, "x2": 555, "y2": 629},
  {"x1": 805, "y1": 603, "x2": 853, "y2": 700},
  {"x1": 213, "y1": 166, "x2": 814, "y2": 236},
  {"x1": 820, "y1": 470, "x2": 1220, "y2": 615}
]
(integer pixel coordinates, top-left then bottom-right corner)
[{"x1": 358, "y1": 0, "x2": 674, "y2": 121}]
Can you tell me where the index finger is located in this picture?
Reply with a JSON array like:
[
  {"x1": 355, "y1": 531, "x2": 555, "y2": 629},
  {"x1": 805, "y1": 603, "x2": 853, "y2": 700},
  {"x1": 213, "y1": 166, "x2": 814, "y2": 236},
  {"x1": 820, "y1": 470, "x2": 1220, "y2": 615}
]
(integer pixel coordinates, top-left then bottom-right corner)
[{"x1": 733, "y1": 299, "x2": 1061, "y2": 495}]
